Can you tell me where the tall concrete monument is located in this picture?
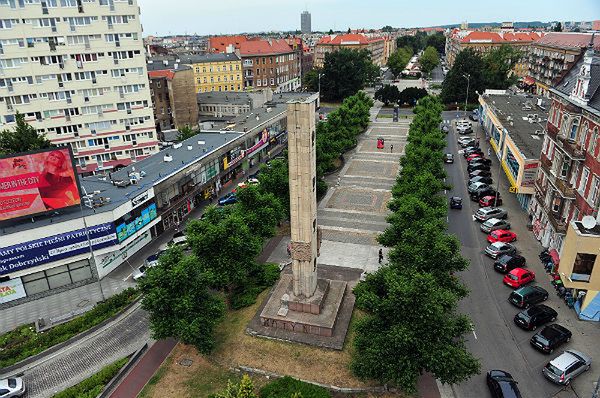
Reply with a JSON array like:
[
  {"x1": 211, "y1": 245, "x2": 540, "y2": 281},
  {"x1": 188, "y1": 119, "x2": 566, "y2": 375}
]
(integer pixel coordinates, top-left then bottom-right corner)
[{"x1": 258, "y1": 93, "x2": 348, "y2": 340}]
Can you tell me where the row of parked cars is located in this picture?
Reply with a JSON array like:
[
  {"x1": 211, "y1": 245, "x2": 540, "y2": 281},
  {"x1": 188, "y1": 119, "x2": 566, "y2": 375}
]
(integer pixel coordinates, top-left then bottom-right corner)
[{"x1": 450, "y1": 125, "x2": 592, "y2": 397}]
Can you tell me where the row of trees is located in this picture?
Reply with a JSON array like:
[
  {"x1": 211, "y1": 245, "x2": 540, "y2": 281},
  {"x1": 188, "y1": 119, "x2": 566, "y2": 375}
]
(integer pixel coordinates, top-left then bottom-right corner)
[
  {"x1": 374, "y1": 85, "x2": 428, "y2": 106},
  {"x1": 387, "y1": 46, "x2": 413, "y2": 77},
  {"x1": 350, "y1": 96, "x2": 480, "y2": 392},
  {"x1": 303, "y1": 48, "x2": 379, "y2": 102},
  {"x1": 419, "y1": 45, "x2": 440, "y2": 75},
  {"x1": 440, "y1": 46, "x2": 521, "y2": 105},
  {"x1": 139, "y1": 184, "x2": 285, "y2": 353},
  {"x1": 396, "y1": 31, "x2": 445, "y2": 55}
]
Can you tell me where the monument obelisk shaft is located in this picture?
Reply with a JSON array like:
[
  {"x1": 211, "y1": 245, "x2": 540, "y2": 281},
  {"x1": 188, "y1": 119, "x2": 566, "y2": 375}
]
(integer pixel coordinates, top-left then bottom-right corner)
[{"x1": 287, "y1": 94, "x2": 319, "y2": 298}]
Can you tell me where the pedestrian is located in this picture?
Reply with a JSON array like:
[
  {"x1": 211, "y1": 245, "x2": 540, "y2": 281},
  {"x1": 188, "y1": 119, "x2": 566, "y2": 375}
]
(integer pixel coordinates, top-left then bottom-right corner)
[
  {"x1": 378, "y1": 248, "x2": 383, "y2": 264},
  {"x1": 487, "y1": 148, "x2": 491, "y2": 157},
  {"x1": 390, "y1": 144, "x2": 394, "y2": 153}
]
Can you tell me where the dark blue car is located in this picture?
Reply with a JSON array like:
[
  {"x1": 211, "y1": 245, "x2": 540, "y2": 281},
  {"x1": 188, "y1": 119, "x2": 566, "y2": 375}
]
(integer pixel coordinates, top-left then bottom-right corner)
[
  {"x1": 450, "y1": 196, "x2": 463, "y2": 209},
  {"x1": 218, "y1": 192, "x2": 237, "y2": 206}
]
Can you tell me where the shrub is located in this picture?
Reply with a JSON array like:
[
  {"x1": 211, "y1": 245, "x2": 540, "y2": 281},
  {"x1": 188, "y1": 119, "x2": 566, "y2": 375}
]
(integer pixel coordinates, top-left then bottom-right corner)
[
  {"x1": 52, "y1": 356, "x2": 128, "y2": 398},
  {"x1": 259, "y1": 376, "x2": 331, "y2": 398},
  {"x1": 229, "y1": 263, "x2": 281, "y2": 310}
]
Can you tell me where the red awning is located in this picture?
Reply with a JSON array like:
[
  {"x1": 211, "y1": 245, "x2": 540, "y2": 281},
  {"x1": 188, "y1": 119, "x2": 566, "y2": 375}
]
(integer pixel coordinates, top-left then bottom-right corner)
[
  {"x1": 549, "y1": 249, "x2": 560, "y2": 267},
  {"x1": 523, "y1": 76, "x2": 535, "y2": 85}
]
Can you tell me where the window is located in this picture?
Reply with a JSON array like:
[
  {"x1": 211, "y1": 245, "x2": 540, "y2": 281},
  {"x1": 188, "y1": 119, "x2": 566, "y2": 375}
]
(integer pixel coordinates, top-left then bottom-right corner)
[
  {"x1": 579, "y1": 167, "x2": 590, "y2": 195},
  {"x1": 588, "y1": 175, "x2": 600, "y2": 207},
  {"x1": 569, "y1": 118, "x2": 580, "y2": 141},
  {"x1": 579, "y1": 121, "x2": 589, "y2": 147},
  {"x1": 589, "y1": 127, "x2": 599, "y2": 157},
  {"x1": 572, "y1": 253, "x2": 596, "y2": 282}
]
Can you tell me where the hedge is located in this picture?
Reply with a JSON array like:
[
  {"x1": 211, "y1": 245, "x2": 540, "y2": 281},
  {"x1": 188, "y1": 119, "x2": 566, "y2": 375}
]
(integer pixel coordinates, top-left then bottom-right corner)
[
  {"x1": 51, "y1": 356, "x2": 129, "y2": 398},
  {"x1": 0, "y1": 288, "x2": 139, "y2": 368},
  {"x1": 259, "y1": 376, "x2": 331, "y2": 398}
]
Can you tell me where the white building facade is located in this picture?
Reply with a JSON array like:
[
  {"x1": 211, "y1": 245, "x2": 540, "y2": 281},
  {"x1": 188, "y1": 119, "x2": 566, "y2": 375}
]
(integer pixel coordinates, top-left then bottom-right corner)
[{"x1": 0, "y1": 0, "x2": 158, "y2": 174}]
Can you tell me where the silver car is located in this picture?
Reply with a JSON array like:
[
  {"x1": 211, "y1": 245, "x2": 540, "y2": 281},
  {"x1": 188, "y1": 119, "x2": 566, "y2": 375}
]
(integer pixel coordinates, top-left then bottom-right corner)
[
  {"x1": 481, "y1": 218, "x2": 511, "y2": 233},
  {"x1": 474, "y1": 207, "x2": 508, "y2": 222},
  {"x1": 0, "y1": 377, "x2": 25, "y2": 397},
  {"x1": 468, "y1": 181, "x2": 489, "y2": 194},
  {"x1": 542, "y1": 350, "x2": 592, "y2": 385},
  {"x1": 484, "y1": 242, "x2": 516, "y2": 259}
]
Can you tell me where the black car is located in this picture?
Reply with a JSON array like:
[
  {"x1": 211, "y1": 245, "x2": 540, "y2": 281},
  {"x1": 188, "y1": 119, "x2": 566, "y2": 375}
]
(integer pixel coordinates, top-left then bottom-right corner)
[
  {"x1": 469, "y1": 176, "x2": 493, "y2": 185},
  {"x1": 530, "y1": 324, "x2": 572, "y2": 354},
  {"x1": 514, "y1": 304, "x2": 558, "y2": 331},
  {"x1": 464, "y1": 147, "x2": 484, "y2": 158},
  {"x1": 459, "y1": 139, "x2": 477, "y2": 148},
  {"x1": 468, "y1": 158, "x2": 492, "y2": 166},
  {"x1": 450, "y1": 196, "x2": 462, "y2": 209},
  {"x1": 486, "y1": 370, "x2": 522, "y2": 398},
  {"x1": 469, "y1": 169, "x2": 492, "y2": 178},
  {"x1": 467, "y1": 163, "x2": 491, "y2": 173},
  {"x1": 470, "y1": 187, "x2": 498, "y2": 201},
  {"x1": 494, "y1": 254, "x2": 526, "y2": 273},
  {"x1": 444, "y1": 153, "x2": 454, "y2": 163},
  {"x1": 441, "y1": 125, "x2": 449, "y2": 133},
  {"x1": 508, "y1": 285, "x2": 549, "y2": 308}
]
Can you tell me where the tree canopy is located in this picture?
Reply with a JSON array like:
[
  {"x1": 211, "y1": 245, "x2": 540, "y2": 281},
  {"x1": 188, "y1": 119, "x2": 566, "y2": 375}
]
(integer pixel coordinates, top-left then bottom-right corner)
[
  {"x1": 419, "y1": 46, "x2": 440, "y2": 75},
  {"x1": 374, "y1": 85, "x2": 400, "y2": 106},
  {"x1": 302, "y1": 69, "x2": 320, "y2": 92},
  {"x1": 320, "y1": 48, "x2": 379, "y2": 101},
  {"x1": 176, "y1": 125, "x2": 197, "y2": 142},
  {"x1": 387, "y1": 46, "x2": 413, "y2": 77},
  {"x1": 398, "y1": 87, "x2": 428, "y2": 106},
  {"x1": 0, "y1": 112, "x2": 54, "y2": 155}
]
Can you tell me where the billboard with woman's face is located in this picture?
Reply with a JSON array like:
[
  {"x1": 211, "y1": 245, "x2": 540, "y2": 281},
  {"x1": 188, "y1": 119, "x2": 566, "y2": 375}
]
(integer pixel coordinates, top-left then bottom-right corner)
[{"x1": 0, "y1": 147, "x2": 82, "y2": 221}]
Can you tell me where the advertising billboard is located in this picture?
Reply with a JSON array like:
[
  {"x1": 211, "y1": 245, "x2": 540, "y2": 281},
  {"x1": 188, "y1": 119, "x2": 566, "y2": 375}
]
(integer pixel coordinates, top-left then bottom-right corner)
[
  {"x1": 0, "y1": 148, "x2": 81, "y2": 222},
  {"x1": 0, "y1": 222, "x2": 117, "y2": 276},
  {"x1": 0, "y1": 277, "x2": 26, "y2": 304},
  {"x1": 115, "y1": 203, "x2": 157, "y2": 243}
]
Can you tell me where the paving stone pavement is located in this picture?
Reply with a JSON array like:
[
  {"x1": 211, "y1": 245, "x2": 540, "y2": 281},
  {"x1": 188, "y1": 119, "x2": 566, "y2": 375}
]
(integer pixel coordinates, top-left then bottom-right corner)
[{"x1": 17, "y1": 305, "x2": 149, "y2": 398}]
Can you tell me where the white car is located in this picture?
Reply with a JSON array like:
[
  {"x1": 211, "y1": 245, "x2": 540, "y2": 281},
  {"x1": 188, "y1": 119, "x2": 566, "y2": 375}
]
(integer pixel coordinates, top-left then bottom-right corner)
[{"x1": 0, "y1": 377, "x2": 25, "y2": 397}]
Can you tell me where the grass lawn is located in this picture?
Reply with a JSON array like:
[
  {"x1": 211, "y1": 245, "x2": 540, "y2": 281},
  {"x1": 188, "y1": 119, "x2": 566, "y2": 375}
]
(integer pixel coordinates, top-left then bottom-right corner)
[
  {"x1": 377, "y1": 114, "x2": 393, "y2": 118},
  {"x1": 139, "y1": 290, "x2": 410, "y2": 398}
]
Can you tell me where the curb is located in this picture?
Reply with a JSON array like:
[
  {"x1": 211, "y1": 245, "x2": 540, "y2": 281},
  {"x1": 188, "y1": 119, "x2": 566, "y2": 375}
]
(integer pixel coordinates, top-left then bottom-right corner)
[
  {"x1": 98, "y1": 343, "x2": 148, "y2": 398},
  {"x1": 0, "y1": 297, "x2": 142, "y2": 377}
]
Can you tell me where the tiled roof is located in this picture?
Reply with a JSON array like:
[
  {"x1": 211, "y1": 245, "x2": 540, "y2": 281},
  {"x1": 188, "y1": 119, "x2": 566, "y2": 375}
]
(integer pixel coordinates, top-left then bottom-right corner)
[
  {"x1": 460, "y1": 31, "x2": 542, "y2": 44},
  {"x1": 239, "y1": 39, "x2": 294, "y2": 56},
  {"x1": 209, "y1": 35, "x2": 248, "y2": 53},
  {"x1": 148, "y1": 69, "x2": 175, "y2": 80},
  {"x1": 318, "y1": 33, "x2": 383, "y2": 45},
  {"x1": 535, "y1": 32, "x2": 600, "y2": 51},
  {"x1": 554, "y1": 53, "x2": 600, "y2": 113},
  {"x1": 180, "y1": 53, "x2": 240, "y2": 64}
]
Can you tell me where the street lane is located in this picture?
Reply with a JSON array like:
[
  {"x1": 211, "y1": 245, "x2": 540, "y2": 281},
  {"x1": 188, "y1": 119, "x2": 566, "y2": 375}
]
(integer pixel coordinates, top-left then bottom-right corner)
[{"x1": 442, "y1": 115, "x2": 574, "y2": 398}]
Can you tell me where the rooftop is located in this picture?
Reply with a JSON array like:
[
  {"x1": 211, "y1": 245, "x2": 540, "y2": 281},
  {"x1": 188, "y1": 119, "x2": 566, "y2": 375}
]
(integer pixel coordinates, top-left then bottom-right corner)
[
  {"x1": 482, "y1": 93, "x2": 549, "y2": 159},
  {"x1": 535, "y1": 32, "x2": 600, "y2": 51},
  {"x1": 553, "y1": 50, "x2": 600, "y2": 113},
  {"x1": 318, "y1": 33, "x2": 384, "y2": 45},
  {"x1": 197, "y1": 91, "x2": 252, "y2": 106},
  {"x1": 239, "y1": 39, "x2": 294, "y2": 56},
  {"x1": 146, "y1": 57, "x2": 192, "y2": 72}
]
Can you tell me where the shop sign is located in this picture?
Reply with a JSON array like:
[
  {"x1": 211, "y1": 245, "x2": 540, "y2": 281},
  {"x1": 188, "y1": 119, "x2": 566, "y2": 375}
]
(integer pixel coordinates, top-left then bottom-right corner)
[
  {"x1": 131, "y1": 191, "x2": 149, "y2": 207},
  {"x1": 522, "y1": 162, "x2": 539, "y2": 187},
  {"x1": 0, "y1": 277, "x2": 26, "y2": 304},
  {"x1": 0, "y1": 223, "x2": 117, "y2": 276},
  {"x1": 116, "y1": 203, "x2": 157, "y2": 243},
  {"x1": 228, "y1": 151, "x2": 246, "y2": 169},
  {"x1": 246, "y1": 129, "x2": 270, "y2": 157}
]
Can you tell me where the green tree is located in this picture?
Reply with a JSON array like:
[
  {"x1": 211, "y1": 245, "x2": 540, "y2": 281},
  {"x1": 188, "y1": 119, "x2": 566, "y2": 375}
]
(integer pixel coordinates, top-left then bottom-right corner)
[
  {"x1": 374, "y1": 85, "x2": 400, "y2": 106},
  {"x1": 139, "y1": 248, "x2": 226, "y2": 354},
  {"x1": 381, "y1": 25, "x2": 394, "y2": 32},
  {"x1": 553, "y1": 22, "x2": 562, "y2": 32},
  {"x1": 234, "y1": 185, "x2": 284, "y2": 239},
  {"x1": 351, "y1": 267, "x2": 480, "y2": 392},
  {"x1": 320, "y1": 48, "x2": 379, "y2": 101},
  {"x1": 176, "y1": 125, "x2": 197, "y2": 142},
  {"x1": 425, "y1": 32, "x2": 446, "y2": 54},
  {"x1": 387, "y1": 46, "x2": 413, "y2": 77},
  {"x1": 302, "y1": 69, "x2": 320, "y2": 92},
  {"x1": 0, "y1": 112, "x2": 53, "y2": 155},
  {"x1": 440, "y1": 48, "x2": 486, "y2": 105},
  {"x1": 419, "y1": 46, "x2": 439, "y2": 75},
  {"x1": 396, "y1": 32, "x2": 427, "y2": 53},
  {"x1": 328, "y1": 29, "x2": 334, "y2": 35},
  {"x1": 257, "y1": 159, "x2": 290, "y2": 216},
  {"x1": 210, "y1": 375, "x2": 257, "y2": 398},
  {"x1": 483, "y1": 45, "x2": 521, "y2": 90},
  {"x1": 397, "y1": 87, "x2": 428, "y2": 106}
]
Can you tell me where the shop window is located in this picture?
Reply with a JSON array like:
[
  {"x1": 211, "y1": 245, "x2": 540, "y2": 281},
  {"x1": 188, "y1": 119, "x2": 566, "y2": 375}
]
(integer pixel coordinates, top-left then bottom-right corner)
[{"x1": 22, "y1": 272, "x2": 50, "y2": 295}]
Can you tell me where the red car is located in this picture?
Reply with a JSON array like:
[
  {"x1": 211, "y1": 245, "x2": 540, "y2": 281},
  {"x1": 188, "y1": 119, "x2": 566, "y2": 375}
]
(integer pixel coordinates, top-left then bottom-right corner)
[
  {"x1": 479, "y1": 195, "x2": 502, "y2": 207},
  {"x1": 487, "y1": 229, "x2": 517, "y2": 243},
  {"x1": 503, "y1": 268, "x2": 535, "y2": 288},
  {"x1": 466, "y1": 153, "x2": 483, "y2": 162}
]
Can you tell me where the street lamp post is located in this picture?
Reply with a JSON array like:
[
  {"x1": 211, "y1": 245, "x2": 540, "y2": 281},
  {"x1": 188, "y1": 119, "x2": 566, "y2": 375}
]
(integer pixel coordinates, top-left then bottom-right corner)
[
  {"x1": 462, "y1": 73, "x2": 470, "y2": 116},
  {"x1": 317, "y1": 73, "x2": 323, "y2": 96}
]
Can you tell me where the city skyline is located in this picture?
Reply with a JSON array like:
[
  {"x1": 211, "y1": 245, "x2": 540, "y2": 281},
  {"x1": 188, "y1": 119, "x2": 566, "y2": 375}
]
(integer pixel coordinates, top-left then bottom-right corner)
[{"x1": 137, "y1": 0, "x2": 600, "y2": 36}]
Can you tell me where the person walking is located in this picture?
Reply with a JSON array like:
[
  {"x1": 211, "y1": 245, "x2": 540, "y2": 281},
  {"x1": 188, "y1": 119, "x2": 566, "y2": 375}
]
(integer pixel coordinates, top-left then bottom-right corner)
[
  {"x1": 487, "y1": 147, "x2": 491, "y2": 157},
  {"x1": 378, "y1": 248, "x2": 383, "y2": 264},
  {"x1": 390, "y1": 144, "x2": 394, "y2": 153}
]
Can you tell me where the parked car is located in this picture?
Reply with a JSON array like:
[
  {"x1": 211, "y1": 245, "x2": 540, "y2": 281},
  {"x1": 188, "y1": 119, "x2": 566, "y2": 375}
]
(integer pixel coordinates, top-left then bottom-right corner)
[
  {"x1": 169, "y1": 231, "x2": 187, "y2": 247},
  {"x1": 468, "y1": 181, "x2": 489, "y2": 194},
  {"x1": 466, "y1": 153, "x2": 483, "y2": 162},
  {"x1": 503, "y1": 268, "x2": 535, "y2": 288},
  {"x1": 514, "y1": 304, "x2": 557, "y2": 331},
  {"x1": 542, "y1": 350, "x2": 591, "y2": 385},
  {"x1": 458, "y1": 137, "x2": 477, "y2": 148},
  {"x1": 486, "y1": 370, "x2": 522, "y2": 398},
  {"x1": 464, "y1": 148, "x2": 484, "y2": 158},
  {"x1": 481, "y1": 217, "x2": 511, "y2": 233},
  {"x1": 469, "y1": 176, "x2": 493, "y2": 185},
  {"x1": 441, "y1": 125, "x2": 450, "y2": 133},
  {"x1": 467, "y1": 163, "x2": 491, "y2": 173},
  {"x1": 480, "y1": 195, "x2": 503, "y2": 207},
  {"x1": 469, "y1": 169, "x2": 492, "y2": 178},
  {"x1": 450, "y1": 196, "x2": 463, "y2": 209},
  {"x1": 218, "y1": 192, "x2": 237, "y2": 206},
  {"x1": 471, "y1": 187, "x2": 498, "y2": 202},
  {"x1": 509, "y1": 285, "x2": 549, "y2": 308},
  {"x1": 468, "y1": 157, "x2": 492, "y2": 166},
  {"x1": 0, "y1": 377, "x2": 25, "y2": 398},
  {"x1": 531, "y1": 324, "x2": 572, "y2": 354},
  {"x1": 487, "y1": 229, "x2": 517, "y2": 243},
  {"x1": 494, "y1": 254, "x2": 526, "y2": 273},
  {"x1": 475, "y1": 207, "x2": 507, "y2": 222},
  {"x1": 485, "y1": 242, "x2": 517, "y2": 259},
  {"x1": 469, "y1": 113, "x2": 479, "y2": 122},
  {"x1": 444, "y1": 153, "x2": 454, "y2": 163}
]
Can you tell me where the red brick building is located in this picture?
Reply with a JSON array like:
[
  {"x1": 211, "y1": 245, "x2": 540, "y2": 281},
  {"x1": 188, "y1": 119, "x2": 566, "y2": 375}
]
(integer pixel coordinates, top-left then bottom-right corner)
[
  {"x1": 208, "y1": 35, "x2": 249, "y2": 53},
  {"x1": 240, "y1": 39, "x2": 300, "y2": 92},
  {"x1": 529, "y1": 40, "x2": 600, "y2": 252}
]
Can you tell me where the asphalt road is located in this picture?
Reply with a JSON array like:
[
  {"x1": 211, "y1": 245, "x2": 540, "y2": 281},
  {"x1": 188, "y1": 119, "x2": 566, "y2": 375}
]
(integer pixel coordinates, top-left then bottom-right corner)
[{"x1": 442, "y1": 113, "x2": 581, "y2": 398}]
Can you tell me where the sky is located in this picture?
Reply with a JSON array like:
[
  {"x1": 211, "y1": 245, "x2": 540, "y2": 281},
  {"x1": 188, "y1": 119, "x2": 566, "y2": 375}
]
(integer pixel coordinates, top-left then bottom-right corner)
[{"x1": 137, "y1": 0, "x2": 600, "y2": 36}]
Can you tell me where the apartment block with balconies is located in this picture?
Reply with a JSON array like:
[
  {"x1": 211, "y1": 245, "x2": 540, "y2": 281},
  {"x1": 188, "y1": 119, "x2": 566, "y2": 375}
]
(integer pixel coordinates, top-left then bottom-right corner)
[
  {"x1": 529, "y1": 40, "x2": 600, "y2": 253},
  {"x1": 0, "y1": 0, "x2": 158, "y2": 174}
]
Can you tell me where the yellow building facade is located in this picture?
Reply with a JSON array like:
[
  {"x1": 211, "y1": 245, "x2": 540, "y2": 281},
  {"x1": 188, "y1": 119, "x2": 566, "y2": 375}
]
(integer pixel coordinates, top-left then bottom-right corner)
[{"x1": 181, "y1": 53, "x2": 243, "y2": 93}]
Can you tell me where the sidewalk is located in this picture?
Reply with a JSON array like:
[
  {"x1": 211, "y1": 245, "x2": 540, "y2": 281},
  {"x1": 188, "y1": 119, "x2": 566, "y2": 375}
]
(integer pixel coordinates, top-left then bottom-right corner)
[{"x1": 109, "y1": 338, "x2": 177, "y2": 398}]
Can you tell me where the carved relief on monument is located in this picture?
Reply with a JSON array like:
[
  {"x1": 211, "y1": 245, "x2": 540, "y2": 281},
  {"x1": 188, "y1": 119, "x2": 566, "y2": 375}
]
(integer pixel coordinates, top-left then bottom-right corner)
[{"x1": 290, "y1": 241, "x2": 312, "y2": 261}]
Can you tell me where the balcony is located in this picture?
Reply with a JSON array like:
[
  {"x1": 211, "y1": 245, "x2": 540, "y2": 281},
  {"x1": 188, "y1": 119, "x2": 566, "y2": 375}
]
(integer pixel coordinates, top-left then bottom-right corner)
[
  {"x1": 546, "y1": 124, "x2": 586, "y2": 160},
  {"x1": 555, "y1": 177, "x2": 576, "y2": 199},
  {"x1": 533, "y1": 188, "x2": 568, "y2": 233}
]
